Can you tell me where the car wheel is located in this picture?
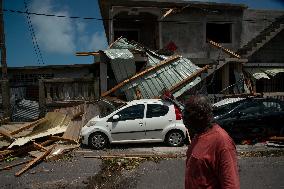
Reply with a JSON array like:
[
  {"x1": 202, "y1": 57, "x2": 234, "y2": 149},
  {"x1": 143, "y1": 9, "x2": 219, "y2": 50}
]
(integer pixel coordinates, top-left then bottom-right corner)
[
  {"x1": 165, "y1": 130, "x2": 184, "y2": 147},
  {"x1": 88, "y1": 132, "x2": 109, "y2": 150}
]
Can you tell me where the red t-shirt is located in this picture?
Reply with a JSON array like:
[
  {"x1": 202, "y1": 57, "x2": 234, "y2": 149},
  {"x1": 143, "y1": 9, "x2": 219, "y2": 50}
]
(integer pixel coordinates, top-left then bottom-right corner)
[{"x1": 185, "y1": 124, "x2": 240, "y2": 189}]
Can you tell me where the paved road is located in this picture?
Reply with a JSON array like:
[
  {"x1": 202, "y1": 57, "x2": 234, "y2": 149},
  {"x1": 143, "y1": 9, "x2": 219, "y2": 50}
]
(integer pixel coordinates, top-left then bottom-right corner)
[{"x1": 0, "y1": 144, "x2": 283, "y2": 189}]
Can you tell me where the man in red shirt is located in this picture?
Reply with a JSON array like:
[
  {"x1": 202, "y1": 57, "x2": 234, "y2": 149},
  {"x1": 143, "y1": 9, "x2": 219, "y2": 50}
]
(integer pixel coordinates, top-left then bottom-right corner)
[{"x1": 183, "y1": 96, "x2": 240, "y2": 189}]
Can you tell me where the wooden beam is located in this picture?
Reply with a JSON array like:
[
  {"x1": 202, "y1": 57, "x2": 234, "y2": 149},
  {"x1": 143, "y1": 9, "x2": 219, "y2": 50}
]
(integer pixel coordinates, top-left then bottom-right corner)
[
  {"x1": 169, "y1": 65, "x2": 209, "y2": 94},
  {"x1": 10, "y1": 118, "x2": 47, "y2": 135},
  {"x1": 101, "y1": 55, "x2": 181, "y2": 97},
  {"x1": 75, "y1": 52, "x2": 100, "y2": 56},
  {"x1": 208, "y1": 40, "x2": 241, "y2": 59},
  {"x1": 33, "y1": 142, "x2": 47, "y2": 152},
  {"x1": 15, "y1": 145, "x2": 55, "y2": 177}
]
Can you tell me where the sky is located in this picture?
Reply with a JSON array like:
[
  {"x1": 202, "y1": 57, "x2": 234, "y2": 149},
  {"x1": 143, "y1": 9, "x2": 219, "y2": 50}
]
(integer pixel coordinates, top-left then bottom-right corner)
[{"x1": 3, "y1": 0, "x2": 284, "y2": 67}]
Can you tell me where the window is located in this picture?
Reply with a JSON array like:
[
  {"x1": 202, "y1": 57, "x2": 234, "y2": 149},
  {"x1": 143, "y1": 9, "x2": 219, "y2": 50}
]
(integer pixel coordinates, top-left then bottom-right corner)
[
  {"x1": 237, "y1": 102, "x2": 262, "y2": 116},
  {"x1": 146, "y1": 104, "x2": 169, "y2": 118},
  {"x1": 117, "y1": 104, "x2": 145, "y2": 121},
  {"x1": 206, "y1": 23, "x2": 232, "y2": 43},
  {"x1": 262, "y1": 101, "x2": 282, "y2": 113}
]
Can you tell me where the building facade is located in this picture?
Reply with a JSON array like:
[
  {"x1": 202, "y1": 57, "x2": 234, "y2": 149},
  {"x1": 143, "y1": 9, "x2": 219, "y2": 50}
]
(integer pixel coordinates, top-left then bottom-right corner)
[{"x1": 99, "y1": 0, "x2": 284, "y2": 94}]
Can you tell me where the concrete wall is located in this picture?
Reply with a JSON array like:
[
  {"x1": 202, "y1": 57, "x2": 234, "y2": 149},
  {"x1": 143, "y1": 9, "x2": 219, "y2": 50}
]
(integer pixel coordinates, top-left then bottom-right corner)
[
  {"x1": 161, "y1": 8, "x2": 243, "y2": 59},
  {"x1": 241, "y1": 9, "x2": 284, "y2": 47}
]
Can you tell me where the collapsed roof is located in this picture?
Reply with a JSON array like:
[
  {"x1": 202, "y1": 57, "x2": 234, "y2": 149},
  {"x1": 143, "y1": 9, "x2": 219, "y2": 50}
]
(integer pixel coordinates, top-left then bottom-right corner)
[{"x1": 101, "y1": 38, "x2": 208, "y2": 101}]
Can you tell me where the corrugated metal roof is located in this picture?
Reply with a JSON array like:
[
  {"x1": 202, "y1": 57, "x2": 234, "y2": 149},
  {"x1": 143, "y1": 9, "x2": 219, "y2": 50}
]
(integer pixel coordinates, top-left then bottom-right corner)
[
  {"x1": 265, "y1": 68, "x2": 284, "y2": 77},
  {"x1": 244, "y1": 68, "x2": 270, "y2": 80},
  {"x1": 106, "y1": 38, "x2": 202, "y2": 100},
  {"x1": 244, "y1": 67, "x2": 284, "y2": 80},
  {"x1": 104, "y1": 49, "x2": 136, "y2": 82},
  {"x1": 121, "y1": 57, "x2": 201, "y2": 100}
]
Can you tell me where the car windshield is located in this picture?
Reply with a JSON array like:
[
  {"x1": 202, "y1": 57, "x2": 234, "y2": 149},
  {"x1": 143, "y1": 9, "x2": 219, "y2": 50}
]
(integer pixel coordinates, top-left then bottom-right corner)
[{"x1": 99, "y1": 104, "x2": 126, "y2": 118}]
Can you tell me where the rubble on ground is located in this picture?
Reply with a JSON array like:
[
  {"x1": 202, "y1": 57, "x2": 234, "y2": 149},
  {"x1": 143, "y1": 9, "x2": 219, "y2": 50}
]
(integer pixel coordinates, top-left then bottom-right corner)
[{"x1": 0, "y1": 102, "x2": 103, "y2": 176}]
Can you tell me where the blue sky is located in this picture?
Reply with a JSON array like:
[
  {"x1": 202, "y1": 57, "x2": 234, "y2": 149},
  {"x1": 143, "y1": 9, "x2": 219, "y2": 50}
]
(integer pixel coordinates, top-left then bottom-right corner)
[{"x1": 3, "y1": 0, "x2": 284, "y2": 67}]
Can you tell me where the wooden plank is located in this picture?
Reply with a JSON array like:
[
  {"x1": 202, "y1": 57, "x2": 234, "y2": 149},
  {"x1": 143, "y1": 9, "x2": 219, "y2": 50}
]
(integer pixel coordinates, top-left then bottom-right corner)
[
  {"x1": 63, "y1": 120, "x2": 83, "y2": 142},
  {"x1": 49, "y1": 136, "x2": 78, "y2": 144},
  {"x1": 84, "y1": 154, "x2": 184, "y2": 159},
  {"x1": 101, "y1": 55, "x2": 181, "y2": 97},
  {"x1": 39, "y1": 140, "x2": 54, "y2": 147},
  {"x1": 15, "y1": 145, "x2": 55, "y2": 177},
  {"x1": 33, "y1": 142, "x2": 47, "y2": 152},
  {"x1": 10, "y1": 118, "x2": 47, "y2": 135},
  {"x1": 168, "y1": 65, "x2": 209, "y2": 94},
  {"x1": 76, "y1": 51, "x2": 100, "y2": 56},
  {"x1": 208, "y1": 40, "x2": 241, "y2": 59},
  {"x1": 269, "y1": 136, "x2": 284, "y2": 141}
]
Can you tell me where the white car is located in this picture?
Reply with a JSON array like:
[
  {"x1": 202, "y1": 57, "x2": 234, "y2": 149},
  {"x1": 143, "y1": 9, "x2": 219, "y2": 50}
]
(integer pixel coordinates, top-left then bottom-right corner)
[{"x1": 81, "y1": 99, "x2": 186, "y2": 149}]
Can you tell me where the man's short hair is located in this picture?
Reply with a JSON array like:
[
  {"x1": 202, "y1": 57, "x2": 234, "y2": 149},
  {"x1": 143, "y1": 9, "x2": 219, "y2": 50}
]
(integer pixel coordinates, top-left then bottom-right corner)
[{"x1": 183, "y1": 95, "x2": 213, "y2": 127}]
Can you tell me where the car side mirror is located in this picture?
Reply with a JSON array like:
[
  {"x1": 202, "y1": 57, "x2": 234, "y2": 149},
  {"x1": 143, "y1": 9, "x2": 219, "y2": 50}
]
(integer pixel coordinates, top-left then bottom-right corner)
[{"x1": 112, "y1": 115, "x2": 120, "y2": 122}]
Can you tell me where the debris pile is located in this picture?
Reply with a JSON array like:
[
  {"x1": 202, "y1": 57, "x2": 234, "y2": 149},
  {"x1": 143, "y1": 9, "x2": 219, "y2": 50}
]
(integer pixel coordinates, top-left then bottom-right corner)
[{"x1": 0, "y1": 102, "x2": 101, "y2": 176}]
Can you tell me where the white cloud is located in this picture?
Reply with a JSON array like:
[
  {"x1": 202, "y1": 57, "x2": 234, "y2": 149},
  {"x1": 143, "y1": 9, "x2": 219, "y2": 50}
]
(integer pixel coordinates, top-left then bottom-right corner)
[
  {"x1": 30, "y1": 0, "x2": 76, "y2": 54},
  {"x1": 87, "y1": 32, "x2": 108, "y2": 51}
]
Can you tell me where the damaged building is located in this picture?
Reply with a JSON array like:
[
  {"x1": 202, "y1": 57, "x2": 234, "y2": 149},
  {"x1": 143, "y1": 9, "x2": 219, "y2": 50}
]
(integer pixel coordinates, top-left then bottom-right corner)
[
  {"x1": 0, "y1": 0, "x2": 284, "y2": 120},
  {"x1": 95, "y1": 0, "x2": 284, "y2": 98}
]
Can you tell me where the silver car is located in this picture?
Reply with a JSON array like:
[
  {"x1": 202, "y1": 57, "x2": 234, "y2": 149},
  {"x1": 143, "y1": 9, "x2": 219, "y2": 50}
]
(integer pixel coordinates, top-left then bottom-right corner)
[{"x1": 81, "y1": 99, "x2": 186, "y2": 149}]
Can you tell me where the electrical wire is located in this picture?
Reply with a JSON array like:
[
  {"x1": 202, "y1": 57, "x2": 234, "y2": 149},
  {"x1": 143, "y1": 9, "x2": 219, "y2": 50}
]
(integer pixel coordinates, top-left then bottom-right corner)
[
  {"x1": 3, "y1": 8, "x2": 279, "y2": 23},
  {"x1": 23, "y1": 0, "x2": 44, "y2": 65}
]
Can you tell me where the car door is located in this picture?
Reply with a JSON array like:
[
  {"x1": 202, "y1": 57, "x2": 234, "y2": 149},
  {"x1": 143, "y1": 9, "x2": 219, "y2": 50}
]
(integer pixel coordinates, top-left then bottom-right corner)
[
  {"x1": 144, "y1": 103, "x2": 171, "y2": 139},
  {"x1": 260, "y1": 99, "x2": 284, "y2": 136},
  {"x1": 109, "y1": 104, "x2": 146, "y2": 141},
  {"x1": 226, "y1": 101, "x2": 264, "y2": 141}
]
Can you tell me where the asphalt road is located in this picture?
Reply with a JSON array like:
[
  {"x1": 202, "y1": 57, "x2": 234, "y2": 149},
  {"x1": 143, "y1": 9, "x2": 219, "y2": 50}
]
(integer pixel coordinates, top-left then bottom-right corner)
[{"x1": 0, "y1": 144, "x2": 283, "y2": 189}]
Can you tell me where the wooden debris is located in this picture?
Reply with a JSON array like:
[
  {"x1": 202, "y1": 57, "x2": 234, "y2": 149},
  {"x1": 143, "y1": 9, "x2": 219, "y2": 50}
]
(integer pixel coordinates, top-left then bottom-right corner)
[
  {"x1": 71, "y1": 111, "x2": 84, "y2": 120},
  {"x1": 39, "y1": 140, "x2": 55, "y2": 147},
  {"x1": 84, "y1": 153, "x2": 184, "y2": 159},
  {"x1": 0, "y1": 117, "x2": 10, "y2": 125},
  {"x1": 10, "y1": 118, "x2": 47, "y2": 135},
  {"x1": 49, "y1": 136, "x2": 78, "y2": 144},
  {"x1": 0, "y1": 160, "x2": 32, "y2": 171},
  {"x1": 101, "y1": 55, "x2": 181, "y2": 97},
  {"x1": 33, "y1": 142, "x2": 47, "y2": 152},
  {"x1": 208, "y1": 40, "x2": 241, "y2": 59},
  {"x1": 0, "y1": 129, "x2": 13, "y2": 141},
  {"x1": 15, "y1": 145, "x2": 55, "y2": 177},
  {"x1": 76, "y1": 51, "x2": 100, "y2": 56},
  {"x1": 269, "y1": 136, "x2": 284, "y2": 142}
]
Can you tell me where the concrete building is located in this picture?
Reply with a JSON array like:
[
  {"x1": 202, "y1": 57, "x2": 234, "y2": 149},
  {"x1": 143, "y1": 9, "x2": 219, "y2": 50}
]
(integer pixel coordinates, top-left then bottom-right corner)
[{"x1": 98, "y1": 0, "x2": 284, "y2": 94}]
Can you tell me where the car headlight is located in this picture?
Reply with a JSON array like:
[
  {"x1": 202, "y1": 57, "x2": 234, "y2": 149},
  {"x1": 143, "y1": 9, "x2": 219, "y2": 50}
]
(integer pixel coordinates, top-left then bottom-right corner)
[{"x1": 84, "y1": 120, "x2": 97, "y2": 127}]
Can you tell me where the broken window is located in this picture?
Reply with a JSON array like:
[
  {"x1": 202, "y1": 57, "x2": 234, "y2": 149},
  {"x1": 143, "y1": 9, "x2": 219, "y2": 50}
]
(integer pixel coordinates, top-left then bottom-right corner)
[{"x1": 206, "y1": 23, "x2": 232, "y2": 43}]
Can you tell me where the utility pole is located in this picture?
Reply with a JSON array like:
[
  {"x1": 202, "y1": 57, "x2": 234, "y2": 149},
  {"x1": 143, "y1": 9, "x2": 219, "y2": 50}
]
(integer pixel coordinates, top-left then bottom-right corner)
[{"x1": 0, "y1": 0, "x2": 7, "y2": 79}]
